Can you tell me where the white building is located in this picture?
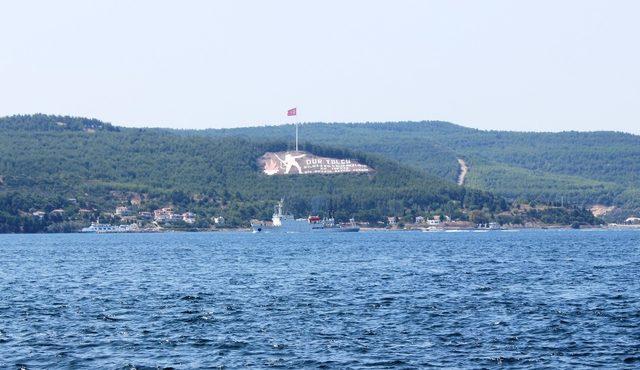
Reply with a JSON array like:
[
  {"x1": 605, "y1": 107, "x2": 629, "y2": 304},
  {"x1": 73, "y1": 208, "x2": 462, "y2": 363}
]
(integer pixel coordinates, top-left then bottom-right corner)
[
  {"x1": 426, "y1": 215, "x2": 444, "y2": 226},
  {"x1": 115, "y1": 206, "x2": 132, "y2": 216},
  {"x1": 182, "y1": 212, "x2": 196, "y2": 224},
  {"x1": 32, "y1": 211, "x2": 46, "y2": 219},
  {"x1": 138, "y1": 211, "x2": 153, "y2": 220},
  {"x1": 154, "y1": 207, "x2": 174, "y2": 222},
  {"x1": 214, "y1": 216, "x2": 225, "y2": 226}
]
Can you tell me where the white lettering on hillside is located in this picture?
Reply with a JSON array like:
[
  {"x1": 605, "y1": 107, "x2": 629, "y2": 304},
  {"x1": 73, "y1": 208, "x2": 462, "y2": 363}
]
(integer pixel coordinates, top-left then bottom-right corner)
[{"x1": 260, "y1": 151, "x2": 374, "y2": 176}]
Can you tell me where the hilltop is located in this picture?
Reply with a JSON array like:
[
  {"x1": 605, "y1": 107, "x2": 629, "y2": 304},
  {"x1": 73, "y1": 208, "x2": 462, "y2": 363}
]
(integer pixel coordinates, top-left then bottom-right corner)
[{"x1": 181, "y1": 121, "x2": 640, "y2": 220}]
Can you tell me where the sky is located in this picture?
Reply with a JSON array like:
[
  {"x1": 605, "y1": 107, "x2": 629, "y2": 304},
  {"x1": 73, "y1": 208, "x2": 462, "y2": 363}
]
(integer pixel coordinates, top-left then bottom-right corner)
[{"x1": 1, "y1": 1, "x2": 639, "y2": 133}]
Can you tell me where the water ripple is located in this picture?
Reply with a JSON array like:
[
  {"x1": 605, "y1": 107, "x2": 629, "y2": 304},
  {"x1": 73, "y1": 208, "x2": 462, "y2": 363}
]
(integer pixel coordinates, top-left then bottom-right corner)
[{"x1": 0, "y1": 230, "x2": 638, "y2": 368}]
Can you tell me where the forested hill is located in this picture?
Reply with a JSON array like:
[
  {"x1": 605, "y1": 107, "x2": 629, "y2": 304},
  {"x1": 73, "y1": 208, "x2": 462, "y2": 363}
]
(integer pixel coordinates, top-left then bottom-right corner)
[
  {"x1": 183, "y1": 121, "x2": 640, "y2": 215},
  {"x1": 0, "y1": 114, "x2": 513, "y2": 232}
]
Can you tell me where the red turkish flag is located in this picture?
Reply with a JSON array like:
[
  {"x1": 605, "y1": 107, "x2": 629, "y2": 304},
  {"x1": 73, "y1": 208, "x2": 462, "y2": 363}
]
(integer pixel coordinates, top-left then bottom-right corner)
[{"x1": 287, "y1": 108, "x2": 297, "y2": 116}]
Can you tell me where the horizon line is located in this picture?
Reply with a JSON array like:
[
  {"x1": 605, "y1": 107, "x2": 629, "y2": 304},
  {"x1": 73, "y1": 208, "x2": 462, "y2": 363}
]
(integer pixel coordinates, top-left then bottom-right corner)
[{"x1": 1, "y1": 112, "x2": 639, "y2": 136}]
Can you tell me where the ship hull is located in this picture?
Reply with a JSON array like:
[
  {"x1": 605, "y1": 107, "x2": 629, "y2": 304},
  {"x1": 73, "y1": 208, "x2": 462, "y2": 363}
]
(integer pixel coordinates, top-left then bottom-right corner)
[
  {"x1": 251, "y1": 222, "x2": 359, "y2": 233},
  {"x1": 251, "y1": 199, "x2": 359, "y2": 233}
]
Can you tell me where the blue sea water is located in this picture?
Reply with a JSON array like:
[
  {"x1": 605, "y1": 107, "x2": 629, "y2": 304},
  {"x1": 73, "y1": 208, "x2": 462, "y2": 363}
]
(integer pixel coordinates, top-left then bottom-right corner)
[{"x1": 0, "y1": 230, "x2": 639, "y2": 369}]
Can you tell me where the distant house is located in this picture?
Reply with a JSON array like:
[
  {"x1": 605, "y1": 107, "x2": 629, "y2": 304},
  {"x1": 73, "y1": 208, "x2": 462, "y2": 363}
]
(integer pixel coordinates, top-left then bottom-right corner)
[
  {"x1": 415, "y1": 216, "x2": 425, "y2": 224},
  {"x1": 32, "y1": 211, "x2": 46, "y2": 219},
  {"x1": 50, "y1": 209, "x2": 65, "y2": 215},
  {"x1": 387, "y1": 216, "x2": 397, "y2": 226},
  {"x1": 153, "y1": 208, "x2": 187, "y2": 223},
  {"x1": 138, "y1": 211, "x2": 153, "y2": 220},
  {"x1": 213, "y1": 216, "x2": 225, "y2": 226},
  {"x1": 154, "y1": 208, "x2": 174, "y2": 222},
  {"x1": 120, "y1": 216, "x2": 138, "y2": 223},
  {"x1": 115, "y1": 206, "x2": 132, "y2": 216},
  {"x1": 625, "y1": 217, "x2": 640, "y2": 225},
  {"x1": 427, "y1": 215, "x2": 442, "y2": 226},
  {"x1": 182, "y1": 212, "x2": 196, "y2": 224}
]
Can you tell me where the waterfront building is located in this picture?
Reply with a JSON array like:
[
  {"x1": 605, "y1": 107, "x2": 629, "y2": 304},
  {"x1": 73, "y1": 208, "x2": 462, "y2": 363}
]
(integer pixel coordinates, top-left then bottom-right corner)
[{"x1": 427, "y1": 215, "x2": 442, "y2": 226}]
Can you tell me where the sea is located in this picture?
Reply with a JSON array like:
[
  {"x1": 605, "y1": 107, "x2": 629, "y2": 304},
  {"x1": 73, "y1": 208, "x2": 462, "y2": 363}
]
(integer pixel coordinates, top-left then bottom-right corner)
[{"x1": 1, "y1": 229, "x2": 639, "y2": 369}]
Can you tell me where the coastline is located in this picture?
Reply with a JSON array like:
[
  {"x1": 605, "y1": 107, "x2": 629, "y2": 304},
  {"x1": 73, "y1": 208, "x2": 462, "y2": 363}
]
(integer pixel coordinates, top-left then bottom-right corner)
[{"x1": 1, "y1": 224, "x2": 636, "y2": 235}]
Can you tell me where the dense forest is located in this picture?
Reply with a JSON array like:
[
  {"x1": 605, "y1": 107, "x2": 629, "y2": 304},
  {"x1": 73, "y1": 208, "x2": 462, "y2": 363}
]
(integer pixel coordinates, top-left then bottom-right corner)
[
  {"x1": 0, "y1": 114, "x2": 542, "y2": 233},
  {"x1": 184, "y1": 121, "x2": 640, "y2": 215},
  {"x1": 0, "y1": 115, "x2": 608, "y2": 232}
]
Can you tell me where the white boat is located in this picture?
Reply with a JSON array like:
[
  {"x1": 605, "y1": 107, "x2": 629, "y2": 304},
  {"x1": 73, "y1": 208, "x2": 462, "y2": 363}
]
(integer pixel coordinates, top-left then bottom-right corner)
[
  {"x1": 421, "y1": 226, "x2": 444, "y2": 232},
  {"x1": 81, "y1": 222, "x2": 138, "y2": 233},
  {"x1": 476, "y1": 222, "x2": 501, "y2": 231},
  {"x1": 251, "y1": 199, "x2": 359, "y2": 233}
]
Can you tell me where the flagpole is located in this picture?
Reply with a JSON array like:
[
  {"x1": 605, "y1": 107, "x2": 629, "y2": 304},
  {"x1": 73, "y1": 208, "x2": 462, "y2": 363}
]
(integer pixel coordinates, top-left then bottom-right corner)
[{"x1": 287, "y1": 107, "x2": 298, "y2": 151}]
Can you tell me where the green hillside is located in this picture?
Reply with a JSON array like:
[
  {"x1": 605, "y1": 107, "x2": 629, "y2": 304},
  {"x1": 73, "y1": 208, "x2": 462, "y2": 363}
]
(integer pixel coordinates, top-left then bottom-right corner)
[
  {"x1": 463, "y1": 159, "x2": 625, "y2": 206},
  {"x1": 176, "y1": 121, "x2": 464, "y2": 181},
  {"x1": 0, "y1": 115, "x2": 511, "y2": 232},
  {"x1": 185, "y1": 121, "x2": 640, "y2": 213}
]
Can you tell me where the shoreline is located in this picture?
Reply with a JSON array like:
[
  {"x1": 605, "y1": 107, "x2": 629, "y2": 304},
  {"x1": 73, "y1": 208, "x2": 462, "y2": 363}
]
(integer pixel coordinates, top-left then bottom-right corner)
[{"x1": 2, "y1": 224, "x2": 639, "y2": 235}]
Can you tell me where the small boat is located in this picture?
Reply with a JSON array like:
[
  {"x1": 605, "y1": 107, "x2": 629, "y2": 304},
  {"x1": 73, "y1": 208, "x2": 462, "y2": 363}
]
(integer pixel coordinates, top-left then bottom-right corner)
[
  {"x1": 421, "y1": 226, "x2": 444, "y2": 232},
  {"x1": 476, "y1": 222, "x2": 501, "y2": 231}
]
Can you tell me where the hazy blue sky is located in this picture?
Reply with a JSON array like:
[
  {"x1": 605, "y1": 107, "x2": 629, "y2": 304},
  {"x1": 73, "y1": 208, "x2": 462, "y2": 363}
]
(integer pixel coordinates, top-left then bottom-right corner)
[{"x1": 2, "y1": 1, "x2": 639, "y2": 133}]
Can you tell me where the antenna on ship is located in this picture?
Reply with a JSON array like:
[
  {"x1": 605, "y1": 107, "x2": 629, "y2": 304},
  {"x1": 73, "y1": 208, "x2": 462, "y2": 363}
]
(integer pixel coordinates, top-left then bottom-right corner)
[{"x1": 287, "y1": 107, "x2": 298, "y2": 151}]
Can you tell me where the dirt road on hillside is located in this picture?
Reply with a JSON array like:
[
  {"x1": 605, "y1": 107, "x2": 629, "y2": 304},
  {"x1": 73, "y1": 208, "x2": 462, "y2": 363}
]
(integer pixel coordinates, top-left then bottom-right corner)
[{"x1": 457, "y1": 158, "x2": 468, "y2": 186}]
